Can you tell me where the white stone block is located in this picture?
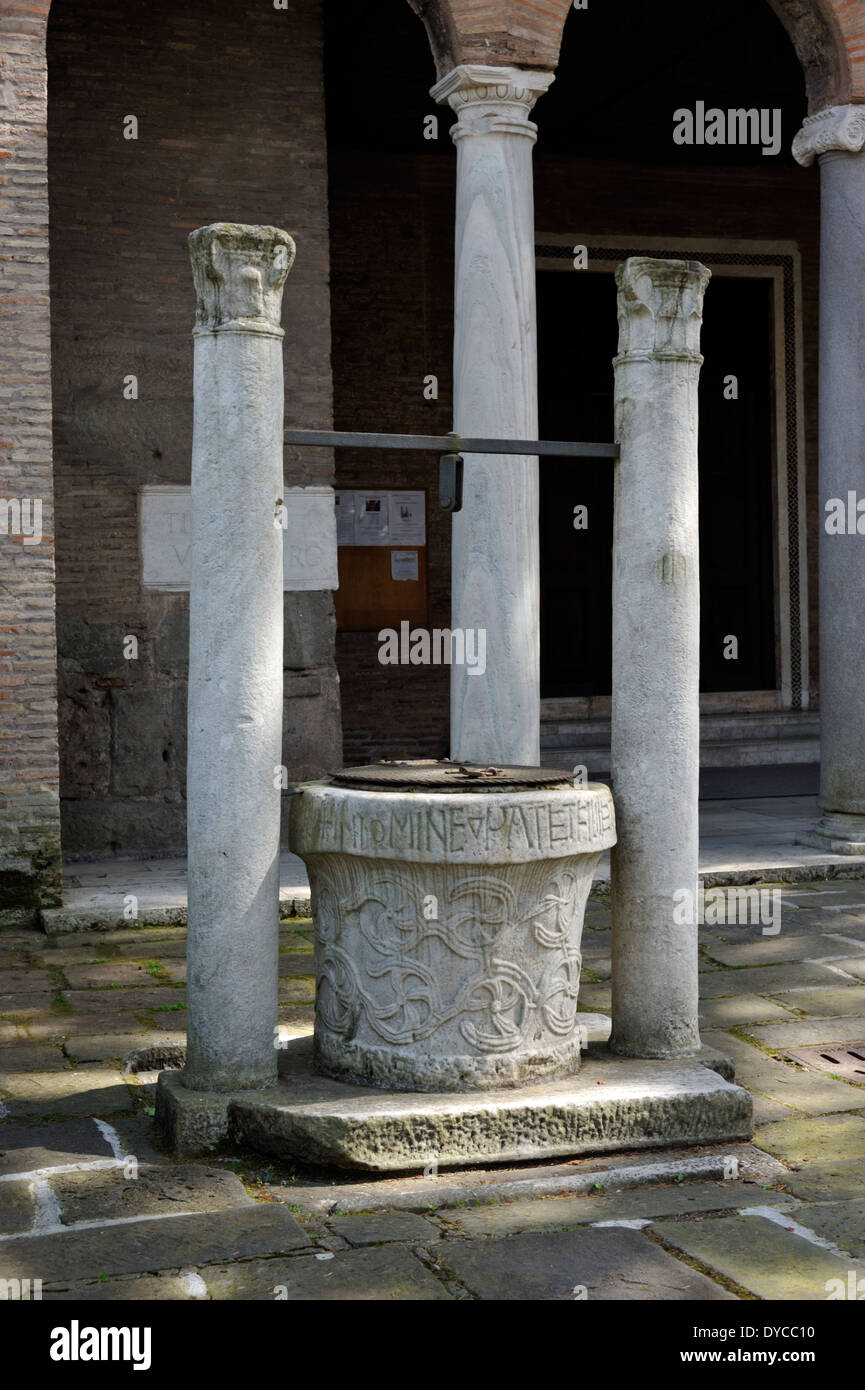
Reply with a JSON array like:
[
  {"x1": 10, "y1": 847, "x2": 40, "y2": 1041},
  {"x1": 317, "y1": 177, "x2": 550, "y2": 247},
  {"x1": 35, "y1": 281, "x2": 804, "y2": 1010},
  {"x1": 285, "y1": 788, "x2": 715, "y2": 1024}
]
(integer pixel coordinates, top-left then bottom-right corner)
[{"x1": 140, "y1": 484, "x2": 338, "y2": 592}]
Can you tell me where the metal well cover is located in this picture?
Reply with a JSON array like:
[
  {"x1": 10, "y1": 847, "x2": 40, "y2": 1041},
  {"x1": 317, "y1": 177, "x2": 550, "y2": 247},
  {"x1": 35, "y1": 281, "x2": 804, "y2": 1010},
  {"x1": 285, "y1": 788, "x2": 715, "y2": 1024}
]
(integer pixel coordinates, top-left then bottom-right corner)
[{"x1": 329, "y1": 760, "x2": 575, "y2": 793}]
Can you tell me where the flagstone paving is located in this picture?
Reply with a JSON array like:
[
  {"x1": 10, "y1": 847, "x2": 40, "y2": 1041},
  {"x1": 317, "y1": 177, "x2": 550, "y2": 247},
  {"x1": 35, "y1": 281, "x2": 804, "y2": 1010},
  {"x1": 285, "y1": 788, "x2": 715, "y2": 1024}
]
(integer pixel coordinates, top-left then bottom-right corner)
[{"x1": 2, "y1": 878, "x2": 865, "y2": 1301}]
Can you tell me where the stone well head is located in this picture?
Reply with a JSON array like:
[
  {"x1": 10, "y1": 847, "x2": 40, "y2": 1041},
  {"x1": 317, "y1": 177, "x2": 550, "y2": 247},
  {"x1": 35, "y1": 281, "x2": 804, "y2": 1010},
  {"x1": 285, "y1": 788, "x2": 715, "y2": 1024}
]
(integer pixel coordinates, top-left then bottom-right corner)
[{"x1": 289, "y1": 763, "x2": 616, "y2": 1093}]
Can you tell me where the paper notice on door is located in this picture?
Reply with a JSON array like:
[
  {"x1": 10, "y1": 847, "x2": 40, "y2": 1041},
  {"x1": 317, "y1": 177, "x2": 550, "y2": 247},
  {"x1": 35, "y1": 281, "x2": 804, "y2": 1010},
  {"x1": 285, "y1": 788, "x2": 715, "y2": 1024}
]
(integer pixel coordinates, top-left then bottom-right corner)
[
  {"x1": 389, "y1": 491, "x2": 426, "y2": 545},
  {"x1": 391, "y1": 549, "x2": 419, "y2": 582},
  {"x1": 334, "y1": 491, "x2": 356, "y2": 545},
  {"x1": 354, "y1": 492, "x2": 390, "y2": 545}
]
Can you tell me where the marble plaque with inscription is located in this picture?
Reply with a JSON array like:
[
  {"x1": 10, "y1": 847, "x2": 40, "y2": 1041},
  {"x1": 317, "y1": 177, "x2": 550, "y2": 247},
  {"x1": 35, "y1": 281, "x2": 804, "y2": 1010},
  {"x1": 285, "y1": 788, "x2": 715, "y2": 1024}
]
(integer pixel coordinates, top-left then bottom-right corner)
[{"x1": 140, "y1": 485, "x2": 338, "y2": 592}]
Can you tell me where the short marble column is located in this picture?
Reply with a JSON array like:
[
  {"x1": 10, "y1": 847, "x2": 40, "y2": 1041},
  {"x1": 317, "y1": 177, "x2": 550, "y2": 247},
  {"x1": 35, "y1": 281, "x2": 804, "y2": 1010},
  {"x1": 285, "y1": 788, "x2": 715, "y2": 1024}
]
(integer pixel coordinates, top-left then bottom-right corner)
[
  {"x1": 610, "y1": 257, "x2": 710, "y2": 1059},
  {"x1": 184, "y1": 223, "x2": 294, "y2": 1091},
  {"x1": 431, "y1": 64, "x2": 553, "y2": 767},
  {"x1": 794, "y1": 107, "x2": 865, "y2": 852}
]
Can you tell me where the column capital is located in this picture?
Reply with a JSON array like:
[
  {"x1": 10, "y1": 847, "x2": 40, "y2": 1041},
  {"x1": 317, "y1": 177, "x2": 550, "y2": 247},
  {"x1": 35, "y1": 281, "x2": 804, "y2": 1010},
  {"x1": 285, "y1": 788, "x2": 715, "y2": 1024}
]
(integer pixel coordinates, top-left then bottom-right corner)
[
  {"x1": 792, "y1": 104, "x2": 865, "y2": 167},
  {"x1": 189, "y1": 223, "x2": 295, "y2": 336},
  {"x1": 614, "y1": 257, "x2": 710, "y2": 365},
  {"x1": 431, "y1": 64, "x2": 554, "y2": 141}
]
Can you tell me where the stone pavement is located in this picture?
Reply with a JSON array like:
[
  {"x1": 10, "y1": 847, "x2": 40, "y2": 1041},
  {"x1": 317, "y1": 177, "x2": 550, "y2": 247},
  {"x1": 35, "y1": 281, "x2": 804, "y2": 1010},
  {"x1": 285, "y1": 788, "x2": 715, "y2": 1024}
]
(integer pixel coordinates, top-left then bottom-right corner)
[
  {"x1": 40, "y1": 794, "x2": 865, "y2": 933},
  {"x1": 3, "y1": 879, "x2": 865, "y2": 1300}
]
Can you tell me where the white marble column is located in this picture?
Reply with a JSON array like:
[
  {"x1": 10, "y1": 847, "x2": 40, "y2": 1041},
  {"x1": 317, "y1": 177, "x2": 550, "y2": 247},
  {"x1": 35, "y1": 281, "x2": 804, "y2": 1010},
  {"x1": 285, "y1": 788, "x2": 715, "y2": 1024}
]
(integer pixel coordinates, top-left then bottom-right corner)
[
  {"x1": 432, "y1": 64, "x2": 553, "y2": 767},
  {"x1": 184, "y1": 223, "x2": 294, "y2": 1091},
  {"x1": 793, "y1": 107, "x2": 865, "y2": 852},
  {"x1": 610, "y1": 257, "x2": 710, "y2": 1059}
]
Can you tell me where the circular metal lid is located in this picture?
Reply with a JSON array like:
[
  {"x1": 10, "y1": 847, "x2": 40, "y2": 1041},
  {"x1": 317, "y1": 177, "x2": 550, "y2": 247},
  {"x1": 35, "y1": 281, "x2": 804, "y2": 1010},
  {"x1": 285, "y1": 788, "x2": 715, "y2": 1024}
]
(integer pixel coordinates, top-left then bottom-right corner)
[{"x1": 329, "y1": 760, "x2": 574, "y2": 793}]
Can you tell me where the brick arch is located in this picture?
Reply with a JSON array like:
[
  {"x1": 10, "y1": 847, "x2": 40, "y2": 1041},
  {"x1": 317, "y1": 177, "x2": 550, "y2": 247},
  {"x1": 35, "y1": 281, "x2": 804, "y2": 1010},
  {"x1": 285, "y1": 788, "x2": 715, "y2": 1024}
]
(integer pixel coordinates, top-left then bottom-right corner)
[{"x1": 409, "y1": 0, "x2": 856, "y2": 111}]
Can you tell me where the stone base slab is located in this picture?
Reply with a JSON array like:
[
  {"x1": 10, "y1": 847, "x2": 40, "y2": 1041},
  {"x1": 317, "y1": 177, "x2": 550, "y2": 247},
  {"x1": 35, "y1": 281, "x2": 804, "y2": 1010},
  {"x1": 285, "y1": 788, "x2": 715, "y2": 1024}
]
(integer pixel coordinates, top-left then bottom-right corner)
[{"x1": 156, "y1": 1036, "x2": 752, "y2": 1173}]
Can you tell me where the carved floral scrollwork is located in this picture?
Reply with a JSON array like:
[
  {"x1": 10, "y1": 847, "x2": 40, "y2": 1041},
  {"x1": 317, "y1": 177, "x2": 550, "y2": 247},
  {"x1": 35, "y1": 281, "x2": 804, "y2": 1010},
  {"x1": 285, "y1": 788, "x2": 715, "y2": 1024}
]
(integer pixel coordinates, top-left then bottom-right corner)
[
  {"x1": 458, "y1": 959, "x2": 538, "y2": 1053},
  {"x1": 311, "y1": 858, "x2": 594, "y2": 1057}
]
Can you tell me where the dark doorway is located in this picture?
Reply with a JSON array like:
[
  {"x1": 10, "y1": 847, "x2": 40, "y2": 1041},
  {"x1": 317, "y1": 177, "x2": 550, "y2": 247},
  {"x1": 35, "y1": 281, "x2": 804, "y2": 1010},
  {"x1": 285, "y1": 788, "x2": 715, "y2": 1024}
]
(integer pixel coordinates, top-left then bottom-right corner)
[{"x1": 538, "y1": 269, "x2": 777, "y2": 697}]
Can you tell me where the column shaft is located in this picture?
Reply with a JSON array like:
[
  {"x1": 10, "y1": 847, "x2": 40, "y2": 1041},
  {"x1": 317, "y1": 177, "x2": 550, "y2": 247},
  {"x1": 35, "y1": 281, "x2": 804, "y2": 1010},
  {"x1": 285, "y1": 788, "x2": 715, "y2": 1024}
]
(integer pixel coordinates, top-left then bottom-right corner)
[
  {"x1": 816, "y1": 153, "x2": 865, "y2": 841},
  {"x1": 610, "y1": 257, "x2": 710, "y2": 1059},
  {"x1": 794, "y1": 106, "x2": 865, "y2": 851},
  {"x1": 184, "y1": 223, "x2": 294, "y2": 1092},
  {"x1": 432, "y1": 65, "x2": 552, "y2": 766}
]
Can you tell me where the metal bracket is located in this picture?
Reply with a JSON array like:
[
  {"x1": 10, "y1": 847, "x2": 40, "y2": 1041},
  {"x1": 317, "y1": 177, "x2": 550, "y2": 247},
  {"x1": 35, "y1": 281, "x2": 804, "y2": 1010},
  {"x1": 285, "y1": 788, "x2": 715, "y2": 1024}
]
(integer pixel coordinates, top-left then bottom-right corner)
[{"x1": 438, "y1": 454, "x2": 464, "y2": 513}]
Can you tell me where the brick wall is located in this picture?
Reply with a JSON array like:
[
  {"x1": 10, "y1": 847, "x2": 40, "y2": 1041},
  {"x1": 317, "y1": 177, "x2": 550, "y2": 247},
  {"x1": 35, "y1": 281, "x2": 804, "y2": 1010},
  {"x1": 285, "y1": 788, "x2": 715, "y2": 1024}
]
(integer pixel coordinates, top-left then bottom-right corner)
[
  {"x1": 47, "y1": 0, "x2": 339, "y2": 857},
  {"x1": 0, "y1": 0, "x2": 62, "y2": 921}
]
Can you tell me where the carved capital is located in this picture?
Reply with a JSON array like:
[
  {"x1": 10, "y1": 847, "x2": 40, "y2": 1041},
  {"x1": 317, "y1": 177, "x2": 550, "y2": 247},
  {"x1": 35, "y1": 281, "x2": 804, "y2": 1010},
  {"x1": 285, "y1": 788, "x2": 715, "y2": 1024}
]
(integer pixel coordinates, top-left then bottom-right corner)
[
  {"x1": 189, "y1": 222, "x2": 295, "y2": 334},
  {"x1": 614, "y1": 257, "x2": 710, "y2": 364},
  {"x1": 792, "y1": 104, "x2": 865, "y2": 167},
  {"x1": 431, "y1": 64, "x2": 554, "y2": 141}
]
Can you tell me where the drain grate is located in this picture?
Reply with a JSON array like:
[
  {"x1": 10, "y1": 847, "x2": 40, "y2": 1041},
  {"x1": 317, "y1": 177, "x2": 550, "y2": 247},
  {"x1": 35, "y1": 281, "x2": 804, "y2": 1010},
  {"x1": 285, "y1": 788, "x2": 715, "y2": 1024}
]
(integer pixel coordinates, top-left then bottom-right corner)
[{"x1": 784, "y1": 1043, "x2": 865, "y2": 1082}]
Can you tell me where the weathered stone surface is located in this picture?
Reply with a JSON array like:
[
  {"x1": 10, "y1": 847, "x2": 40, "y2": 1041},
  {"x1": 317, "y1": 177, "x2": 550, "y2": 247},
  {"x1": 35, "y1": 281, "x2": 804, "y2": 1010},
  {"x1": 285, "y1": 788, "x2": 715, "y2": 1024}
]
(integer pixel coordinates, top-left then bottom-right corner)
[
  {"x1": 277, "y1": 978, "x2": 315, "y2": 1003},
  {"x1": 698, "y1": 1033, "x2": 863, "y2": 1116},
  {"x1": 0, "y1": 992, "x2": 59, "y2": 1017},
  {"x1": 184, "y1": 224, "x2": 292, "y2": 1095},
  {"x1": 0, "y1": 1180, "x2": 35, "y2": 1235},
  {"x1": 62, "y1": 1035, "x2": 149, "y2": 1063},
  {"x1": 745, "y1": 1015, "x2": 865, "y2": 1049},
  {"x1": 284, "y1": 591, "x2": 336, "y2": 670},
  {"x1": 203, "y1": 1245, "x2": 452, "y2": 1300},
  {"x1": 277, "y1": 952, "x2": 318, "y2": 977},
  {"x1": 0, "y1": 1043, "x2": 70, "y2": 1072},
  {"x1": 431, "y1": 64, "x2": 553, "y2": 765},
  {"x1": 159, "y1": 1036, "x2": 751, "y2": 1170},
  {"x1": 751, "y1": 1094, "x2": 800, "y2": 1124},
  {"x1": 1, "y1": 1069, "x2": 133, "y2": 1118},
  {"x1": 433, "y1": 1227, "x2": 734, "y2": 1300},
  {"x1": 110, "y1": 686, "x2": 177, "y2": 799},
  {"x1": 703, "y1": 935, "x2": 865, "y2": 967},
  {"x1": 23, "y1": 1013, "x2": 148, "y2": 1040},
  {"x1": 42, "y1": 907, "x2": 188, "y2": 935},
  {"x1": 58, "y1": 680, "x2": 111, "y2": 799},
  {"x1": 0, "y1": 1119, "x2": 115, "y2": 1175},
  {"x1": 781, "y1": 1162, "x2": 865, "y2": 1203},
  {"x1": 51, "y1": 1164, "x2": 253, "y2": 1224},
  {"x1": 754, "y1": 1113, "x2": 865, "y2": 1167},
  {"x1": 328, "y1": 1212, "x2": 440, "y2": 1246},
  {"x1": 827, "y1": 956, "x2": 865, "y2": 981},
  {"x1": 291, "y1": 780, "x2": 615, "y2": 1092},
  {"x1": 44, "y1": 1272, "x2": 200, "y2": 1301},
  {"x1": 770, "y1": 985, "x2": 865, "y2": 1015},
  {"x1": 794, "y1": 1199, "x2": 865, "y2": 1257},
  {"x1": 698, "y1": 962, "x2": 841, "y2": 997},
  {"x1": 653, "y1": 1213, "x2": 865, "y2": 1299},
  {"x1": 439, "y1": 1180, "x2": 794, "y2": 1238},
  {"x1": 64, "y1": 987, "x2": 185, "y2": 1013},
  {"x1": 609, "y1": 258, "x2": 708, "y2": 1065},
  {"x1": 0, "y1": 970, "x2": 54, "y2": 993},
  {"x1": 62, "y1": 962, "x2": 175, "y2": 988},
  {"x1": 698, "y1": 996, "x2": 797, "y2": 1028},
  {"x1": 0, "y1": 1206, "x2": 310, "y2": 1282}
]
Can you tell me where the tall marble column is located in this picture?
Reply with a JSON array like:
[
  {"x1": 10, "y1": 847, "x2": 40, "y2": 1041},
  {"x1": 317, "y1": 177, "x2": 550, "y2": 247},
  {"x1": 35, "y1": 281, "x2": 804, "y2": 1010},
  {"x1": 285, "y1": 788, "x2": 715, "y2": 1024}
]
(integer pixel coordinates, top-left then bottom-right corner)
[
  {"x1": 793, "y1": 107, "x2": 865, "y2": 853},
  {"x1": 431, "y1": 64, "x2": 553, "y2": 767},
  {"x1": 184, "y1": 223, "x2": 294, "y2": 1091},
  {"x1": 610, "y1": 257, "x2": 710, "y2": 1059}
]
